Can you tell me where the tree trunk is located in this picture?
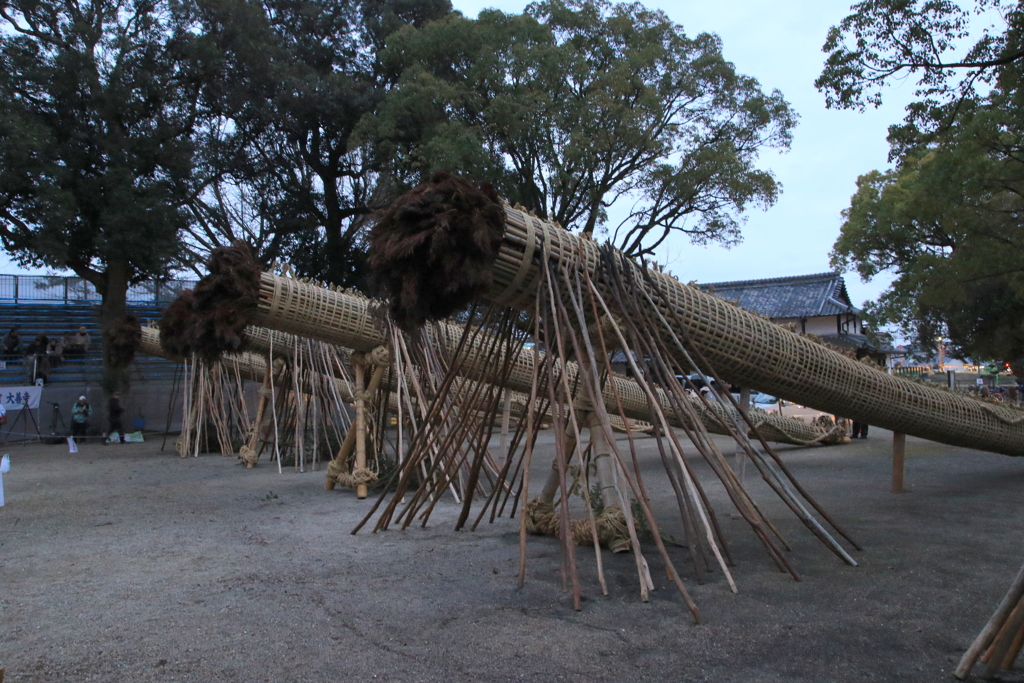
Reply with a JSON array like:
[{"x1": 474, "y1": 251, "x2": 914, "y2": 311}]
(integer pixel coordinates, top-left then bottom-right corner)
[{"x1": 99, "y1": 260, "x2": 130, "y2": 396}]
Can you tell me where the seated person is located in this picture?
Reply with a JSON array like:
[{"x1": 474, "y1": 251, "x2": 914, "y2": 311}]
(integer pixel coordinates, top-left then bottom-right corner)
[
  {"x1": 25, "y1": 333, "x2": 48, "y2": 356},
  {"x1": 1, "y1": 327, "x2": 21, "y2": 359},
  {"x1": 45, "y1": 337, "x2": 64, "y2": 369},
  {"x1": 65, "y1": 326, "x2": 91, "y2": 354}
]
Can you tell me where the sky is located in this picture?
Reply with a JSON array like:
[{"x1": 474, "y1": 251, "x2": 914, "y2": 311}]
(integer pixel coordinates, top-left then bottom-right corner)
[{"x1": 0, "y1": 0, "x2": 918, "y2": 309}]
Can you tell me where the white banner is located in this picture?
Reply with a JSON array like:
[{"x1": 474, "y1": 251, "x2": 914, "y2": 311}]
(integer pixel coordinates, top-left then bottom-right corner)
[{"x1": 2, "y1": 386, "x2": 42, "y2": 411}]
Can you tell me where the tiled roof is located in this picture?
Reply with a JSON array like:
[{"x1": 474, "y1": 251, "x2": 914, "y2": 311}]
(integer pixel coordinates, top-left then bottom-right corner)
[{"x1": 697, "y1": 272, "x2": 857, "y2": 319}]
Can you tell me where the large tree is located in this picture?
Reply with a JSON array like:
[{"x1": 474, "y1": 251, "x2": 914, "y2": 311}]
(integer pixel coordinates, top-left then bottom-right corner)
[
  {"x1": 831, "y1": 115, "x2": 1024, "y2": 361},
  {"x1": 358, "y1": 0, "x2": 796, "y2": 258},
  {"x1": 820, "y1": 0, "x2": 1024, "y2": 362},
  {"x1": 0, "y1": 0, "x2": 212, "y2": 393},
  {"x1": 183, "y1": 0, "x2": 452, "y2": 286}
]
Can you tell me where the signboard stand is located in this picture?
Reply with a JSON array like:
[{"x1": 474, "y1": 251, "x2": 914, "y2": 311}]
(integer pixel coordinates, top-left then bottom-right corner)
[{"x1": 1, "y1": 386, "x2": 45, "y2": 442}]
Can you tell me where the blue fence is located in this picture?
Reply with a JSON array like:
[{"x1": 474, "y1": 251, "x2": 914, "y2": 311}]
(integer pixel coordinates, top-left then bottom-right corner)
[{"x1": 0, "y1": 274, "x2": 197, "y2": 304}]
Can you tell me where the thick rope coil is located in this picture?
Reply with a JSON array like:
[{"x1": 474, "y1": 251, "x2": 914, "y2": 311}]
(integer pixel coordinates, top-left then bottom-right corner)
[
  {"x1": 239, "y1": 444, "x2": 258, "y2": 467},
  {"x1": 524, "y1": 499, "x2": 632, "y2": 553},
  {"x1": 326, "y1": 459, "x2": 378, "y2": 489}
]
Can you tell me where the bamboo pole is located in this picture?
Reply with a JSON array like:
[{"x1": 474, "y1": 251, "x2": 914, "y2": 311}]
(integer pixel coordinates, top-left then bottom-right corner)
[
  {"x1": 955, "y1": 562, "x2": 1024, "y2": 678},
  {"x1": 242, "y1": 365, "x2": 273, "y2": 468}
]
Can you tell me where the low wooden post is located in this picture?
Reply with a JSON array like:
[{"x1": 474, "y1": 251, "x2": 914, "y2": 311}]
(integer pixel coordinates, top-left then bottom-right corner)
[{"x1": 892, "y1": 432, "x2": 906, "y2": 493}]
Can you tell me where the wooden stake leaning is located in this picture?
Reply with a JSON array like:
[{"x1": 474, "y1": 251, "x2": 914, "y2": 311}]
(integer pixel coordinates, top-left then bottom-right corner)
[{"x1": 956, "y1": 559, "x2": 1024, "y2": 679}]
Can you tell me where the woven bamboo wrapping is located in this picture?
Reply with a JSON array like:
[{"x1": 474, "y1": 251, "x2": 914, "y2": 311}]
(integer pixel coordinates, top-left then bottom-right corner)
[
  {"x1": 258, "y1": 276, "x2": 386, "y2": 352},
  {"x1": 481, "y1": 206, "x2": 1024, "y2": 456},
  {"x1": 244, "y1": 275, "x2": 842, "y2": 445}
]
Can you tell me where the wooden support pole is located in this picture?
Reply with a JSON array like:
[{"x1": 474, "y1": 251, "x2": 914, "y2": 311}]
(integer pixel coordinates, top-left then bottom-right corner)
[
  {"x1": 354, "y1": 361, "x2": 368, "y2": 499},
  {"x1": 586, "y1": 411, "x2": 620, "y2": 512},
  {"x1": 243, "y1": 365, "x2": 274, "y2": 468},
  {"x1": 892, "y1": 432, "x2": 906, "y2": 493},
  {"x1": 327, "y1": 357, "x2": 386, "y2": 494},
  {"x1": 325, "y1": 427, "x2": 356, "y2": 491},
  {"x1": 499, "y1": 389, "x2": 513, "y2": 459},
  {"x1": 539, "y1": 422, "x2": 576, "y2": 504}
]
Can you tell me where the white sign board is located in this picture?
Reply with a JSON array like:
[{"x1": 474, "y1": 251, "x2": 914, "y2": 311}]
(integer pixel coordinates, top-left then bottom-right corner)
[
  {"x1": 1, "y1": 386, "x2": 42, "y2": 411},
  {"x1": 0, "y1": 360, "x2": 6, "y2": 370},
  {"x1": 977, "y1": 378, "x2": 985, "y2": 386}
]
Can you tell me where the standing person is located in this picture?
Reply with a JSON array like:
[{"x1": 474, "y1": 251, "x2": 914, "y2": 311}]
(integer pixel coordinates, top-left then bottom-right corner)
[
  {"x1": 71, "y1": 396, "x2": 92, "y2": 440},
  {"x1": 107, "y1": 393, "x2": 125, "y2": 443},
  {"x1": 851, "y1": 420, "x2": 869, "y2": 439}
]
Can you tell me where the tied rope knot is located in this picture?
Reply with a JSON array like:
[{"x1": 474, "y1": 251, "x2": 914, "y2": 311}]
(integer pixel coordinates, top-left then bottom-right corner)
[
  {"x1": 366, "y1": 345, "x2": 390, "y2": 367},
  {"x1": 326, "y1": 459, "x2": 378, "y2": 489},
  {"x1": 239, "y1": 443, "x2": 258, "y2": 467},
  {"x1": 524, "y1": 499, "x2": 632, "y2": 553}
]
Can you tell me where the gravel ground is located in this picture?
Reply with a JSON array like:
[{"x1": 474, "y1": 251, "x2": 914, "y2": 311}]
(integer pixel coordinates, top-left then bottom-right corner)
[{"x1": 2, "y1": 428, "x2": 1024, "y2": 682}]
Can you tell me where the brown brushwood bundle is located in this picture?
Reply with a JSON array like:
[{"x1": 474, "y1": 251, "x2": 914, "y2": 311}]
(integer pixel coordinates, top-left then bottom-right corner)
[{"x1": 370, "y1": 171, "x2": 505, "y2": 329}]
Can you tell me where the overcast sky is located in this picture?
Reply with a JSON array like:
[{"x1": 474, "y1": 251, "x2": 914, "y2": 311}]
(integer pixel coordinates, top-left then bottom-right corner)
[{"x1": 1, "y1": 0, "x2": 915, "y2": 309}]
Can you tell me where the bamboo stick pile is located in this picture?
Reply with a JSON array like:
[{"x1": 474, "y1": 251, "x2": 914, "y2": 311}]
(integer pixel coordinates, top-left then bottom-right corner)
[
  {"x1": 142, "y1": 326, "x2": 354, "y2": 471},
  {"x1": 354, "y1": 243, "x2": 860, "y2": 618}
]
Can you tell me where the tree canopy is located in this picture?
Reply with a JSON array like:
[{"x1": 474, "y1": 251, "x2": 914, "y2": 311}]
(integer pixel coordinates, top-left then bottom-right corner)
[
  {"x1": 831, "y1": 117, "x2": 1024, "y2": 361},
  {"x1": 358, "y1": 0, "x2": 796, "y2": 257},
  {"x1": 0, "y1": 0, "x2": 213, "y2": 392},
  {"x1": 183, "y1": 0, "x2": 451, "y2": 287},
  {"x1": 817, "y1": 0, "x2": 1024, "y2": 150},
  {"x1": 822, "y1": 0, "x2": 1024, "y2": 363}
]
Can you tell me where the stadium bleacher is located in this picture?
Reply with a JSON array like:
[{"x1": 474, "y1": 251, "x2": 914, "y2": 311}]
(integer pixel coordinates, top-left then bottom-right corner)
[{"x1": 0, "y1": 274, "x2": 193, "y2": 387}]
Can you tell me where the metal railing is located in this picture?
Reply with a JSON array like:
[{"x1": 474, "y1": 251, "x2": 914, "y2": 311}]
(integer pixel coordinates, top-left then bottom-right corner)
[
  {"x1": 0, "y1": 275, "x2": 197, "y2": 304},
  {"x1": 892, "y1": 365, "x2": 931, "y2": 377}
]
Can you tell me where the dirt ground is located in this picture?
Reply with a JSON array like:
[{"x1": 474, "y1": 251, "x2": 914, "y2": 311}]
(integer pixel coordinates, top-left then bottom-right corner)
[{"x1": 2, "y1": 427, "x2": 1024, "y2": 683}]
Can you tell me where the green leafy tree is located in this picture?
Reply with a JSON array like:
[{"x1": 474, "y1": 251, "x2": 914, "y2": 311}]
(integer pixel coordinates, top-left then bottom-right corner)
[
  {"x1": 831, "y1": 106, "x2": 1024, "y2": 362},
  {"x1": 0, "y1": 0, "x2": 211, "y2": 393},
  {"x1": 185, "y1": 0, "x2": 451, "y2": 287},
  {"x1": 359, "y1": 0, "x2": 796, "y2": 257},
  {"x1": 817, "y1": 0, "x2": 1024, "y2": 150},
  {"x1": 821, "y1": 0, "x2": 1024, "y2": 364}
]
